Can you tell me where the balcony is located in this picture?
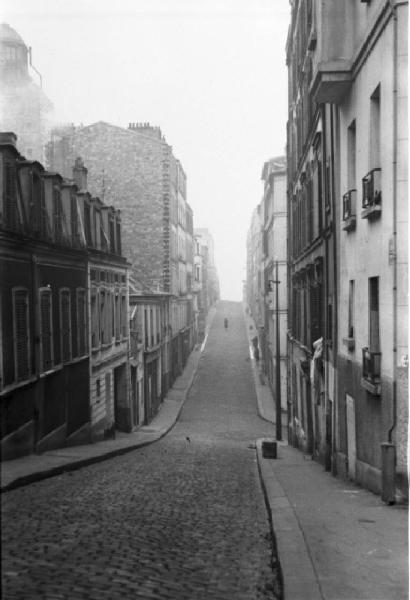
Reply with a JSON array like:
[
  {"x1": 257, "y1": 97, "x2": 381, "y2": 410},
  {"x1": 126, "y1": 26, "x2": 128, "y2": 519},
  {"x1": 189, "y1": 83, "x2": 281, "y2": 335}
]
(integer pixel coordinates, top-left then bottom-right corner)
[
  {"x1": 342, "y1": 189, "x2": 357, "y2": 232},
  {"x1": 361, "y1": 347, "x2": 381, "y2": 395},
  {"x1": 361, "y1": 168, "x2": 382, "y2": 220}
]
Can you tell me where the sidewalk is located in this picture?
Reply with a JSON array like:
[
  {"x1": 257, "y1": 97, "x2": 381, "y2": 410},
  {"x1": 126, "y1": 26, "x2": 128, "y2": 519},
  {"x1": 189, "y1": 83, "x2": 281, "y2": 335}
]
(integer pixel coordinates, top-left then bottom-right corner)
[
  {"x1": 245, "y1": 307, "x2": 408, "y2": 600},
  {"x1": 1, "y1": 307, "x2": 216, "y2": 493}
]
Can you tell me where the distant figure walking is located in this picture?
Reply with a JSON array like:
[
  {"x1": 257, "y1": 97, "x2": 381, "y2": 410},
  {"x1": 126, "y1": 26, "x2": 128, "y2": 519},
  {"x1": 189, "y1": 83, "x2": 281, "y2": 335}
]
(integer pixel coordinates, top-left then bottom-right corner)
[{"x1": 224, "y1": 317, "x2": 229, "y2": 330}]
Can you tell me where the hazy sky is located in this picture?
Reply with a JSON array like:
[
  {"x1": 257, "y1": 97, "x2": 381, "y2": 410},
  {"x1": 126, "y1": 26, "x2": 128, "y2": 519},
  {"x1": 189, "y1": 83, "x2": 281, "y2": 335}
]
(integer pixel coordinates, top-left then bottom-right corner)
[{"x1": 2, "y1": 0, "x2": 290, "y2": 300}]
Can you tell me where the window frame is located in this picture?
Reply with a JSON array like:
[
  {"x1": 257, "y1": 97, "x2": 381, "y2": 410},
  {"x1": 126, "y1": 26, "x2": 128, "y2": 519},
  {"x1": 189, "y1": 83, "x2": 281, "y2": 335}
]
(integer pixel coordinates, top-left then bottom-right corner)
[
  {"x1": 12, "y1": 286, "x2": 31, "y2": 383},
  {"x1": 59, "y1": 287, "x2": 72, "y2": 363},
  {"x1": 39, "y1": 286, "x2": 54, "y2": 373},
  {"x1": 76, "y1": 287, "x2": 87, "y2": 357}
]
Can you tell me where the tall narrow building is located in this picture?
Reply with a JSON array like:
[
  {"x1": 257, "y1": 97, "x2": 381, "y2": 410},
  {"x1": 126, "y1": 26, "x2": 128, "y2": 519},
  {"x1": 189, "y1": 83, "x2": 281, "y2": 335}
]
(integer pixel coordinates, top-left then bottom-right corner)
[{"x1": 286, "y1": 0, "x2": 408, "y2": 502}]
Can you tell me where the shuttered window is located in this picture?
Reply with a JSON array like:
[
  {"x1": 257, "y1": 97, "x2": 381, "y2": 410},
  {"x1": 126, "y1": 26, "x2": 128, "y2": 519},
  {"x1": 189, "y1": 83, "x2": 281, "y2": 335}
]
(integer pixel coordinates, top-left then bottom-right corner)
[
  {"x1": 100, "y1": 289, "x2": 106, "y2": 344},
  {"x1": 70, "y1": 194, "x2": 79, "y2": 245},
  {"x1": 39, "y1": 288, "x2": 53, "y2": 372},
  {"x1": 53, "y1": 187, "x2": 62, "y2": 243},
  {"x1": 91, "y1": 288, "x2": 99, "y2": 349},
  {"x1": 60, "y1": 289, "x2": 72, "y2": 362},
  {"x1": 121, "y1": 293, "x2": 127, "y2": 338},
  {"x1": 77, "y1": 289, "x2": 87, "y2": 356},
  {"x1": 310, "y1": 283, "x2": 322, "y2": 346},
  {"x1": 13, "y1": 289, "x2": 30, "y2": 381},
  {"x1": 5, "y1": 162, "x2": 17, "y2": 230},
  {"x1": 115, "y1": 292, "x2": 120, "y2": 341}
]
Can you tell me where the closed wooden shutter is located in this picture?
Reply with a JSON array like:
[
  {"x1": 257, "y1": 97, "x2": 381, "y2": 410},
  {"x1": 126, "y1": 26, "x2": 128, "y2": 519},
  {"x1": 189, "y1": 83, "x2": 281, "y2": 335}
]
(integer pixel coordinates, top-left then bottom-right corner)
[
  {"x1": 77, "y1": 289, "x2": 87, "y2": 356},
  {"x1": 61, "y1": 290, "x2": 71, "y2": 362},
  {"x1": 310, "y1": 283, "x2": 322, "y2": 345},
  {"x1": 40, "y1": 289, "x2": 53, "y2": 371},
  {"x1": 53, "y1": 188, "x2": 62, "y2": 243},
  {"x1": 14, "y1": 290, "x2": 30, "y2": 381},
  {"x1": 5, "y1": 163, "x2": 17, "y2": 230}
]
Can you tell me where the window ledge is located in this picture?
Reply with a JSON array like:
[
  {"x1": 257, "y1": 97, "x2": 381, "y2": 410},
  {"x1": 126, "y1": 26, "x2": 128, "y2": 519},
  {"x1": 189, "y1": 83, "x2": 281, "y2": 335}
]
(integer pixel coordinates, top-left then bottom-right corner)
[
  {"x1": 342, "y1": 337, "x2": 355, "y2": 351},
  {"x1": 0, "y1": 375, "x2": 37, "y2": 395},
  {"x1": 342, "y1": 216, "x2": 356, "y2": 232},
  {"x1": 40, "y1": 364, "x2": 63, "y2": 378},
  {"x1": 361, "y1": 377, "x2": 381, "y2": 396},
  {"x1": 361, "y1": 205, "x2": 381, "y2": 220}
]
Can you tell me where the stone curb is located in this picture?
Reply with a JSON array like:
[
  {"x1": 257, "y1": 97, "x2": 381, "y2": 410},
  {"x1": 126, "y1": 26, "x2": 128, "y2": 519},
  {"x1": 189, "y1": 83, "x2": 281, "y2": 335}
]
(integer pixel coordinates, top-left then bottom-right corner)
[{"x1": 256, "y1": 438, "x2": 323, "y2": 600}]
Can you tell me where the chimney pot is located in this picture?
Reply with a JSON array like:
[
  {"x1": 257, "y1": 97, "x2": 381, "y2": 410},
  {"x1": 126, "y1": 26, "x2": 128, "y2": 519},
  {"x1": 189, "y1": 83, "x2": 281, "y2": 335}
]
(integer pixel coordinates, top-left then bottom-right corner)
[{"x1": 73, "y1": 156, "x2": 88, "y2": 191}]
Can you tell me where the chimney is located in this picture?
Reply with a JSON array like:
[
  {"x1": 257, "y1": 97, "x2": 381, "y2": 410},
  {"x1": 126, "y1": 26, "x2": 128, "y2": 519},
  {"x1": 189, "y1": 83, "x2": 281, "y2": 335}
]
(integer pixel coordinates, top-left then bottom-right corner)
[
  {"x1": 73, "y1": 156, "x2": 87, "y2": 191},
  {"x1": 128, "y1": 122, "x2": 162, "y2": 140}
]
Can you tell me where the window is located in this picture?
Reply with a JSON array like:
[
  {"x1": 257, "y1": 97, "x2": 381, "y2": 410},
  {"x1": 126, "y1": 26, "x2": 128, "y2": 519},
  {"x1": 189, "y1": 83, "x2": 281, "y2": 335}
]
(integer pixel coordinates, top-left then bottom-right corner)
[
  {"x1": 106, "y1": 291, "x2": 112, "y2": 343},
  {"x1": 70, "y1": 194, "x2": 79, "y2": 245},
  {"x1": 369, "y1": 277, "x2": 379, "y2": 352},
  {"x1": 84, "y1": 203, "x2": 92, "y2": 246},
  {"x1": 77, "y1": 288, "x2": 87, "y2": 356},
  {"x1": 116, "y1": 220, "x2": 122, "y2": 255},
  {"x1": 348, "y1": 280, "x2": 355, "y2": 339},
  {"x1": 347, "y1": 120, "x2": 356, "y2": 190},
  {"x1": 12, "y1": 288, "x2": 30, "y2": 382},
  {"x1": 91, "y1": 288, "x2": 99, "y2": 349},
  {"x1": 96, "y1": 379, "x2": 101, "y2": 397},
  {"x1": 115, "y1": 292, "x2": 120, "y2": 341},
  {"x1": 109, "y1": 215, "x2": 115, "y2": 254},
  {"x1": 53, "y1": 186, "x2": 62, "y2": 243},
  {"x1": 60, "y1": 289, "x2": 72, "y2": 362},
  {"x1": 144, "y1": 307, "x2": 148, "y2": 347},
  {"x1": 121, "y1": 293, "x2": 127, "y2": 338},
  {"x1": 39, "y1": 288, "x2": 53, "y2": 372},
  {"x1": 32, "y1": 172, "x2": 45, "y2": 236},
  {"x1": 100, "y1": 289, "x2": 106, "y2": 344},
  {"x1": 4, "y1": 162, "x2": 17, "y2": 230},
  {"x1": 370, "y1": 86, "x2": 381, "y2": 170},
  {"x1": 310, "y1": 282, "x2": 322, "y2": 345}
]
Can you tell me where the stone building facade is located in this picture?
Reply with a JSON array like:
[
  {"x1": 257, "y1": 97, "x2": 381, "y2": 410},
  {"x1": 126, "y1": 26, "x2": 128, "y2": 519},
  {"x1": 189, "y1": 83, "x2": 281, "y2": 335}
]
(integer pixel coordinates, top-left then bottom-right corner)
[
  {"x1": 285, "y1": 0, "x2": 408, "y2": 501},
  {"x1": 333, "y1": 0, "x2": 408, "y2": 500},
  {"x1": 46, "y1": 121, "x2": 196, "y2": 417},
  {"x1": 71, "y1": 158, "x2": 131, "y2": 441},
  {"x1": 0, "y1": 132, "x2": 131, "y2": 459},
  {"x1": 0, "y1": 24, "x2": 53, "y2": 163},
  {"x1": 260, "y1": 157, "x2": 288, "y2": 427}
]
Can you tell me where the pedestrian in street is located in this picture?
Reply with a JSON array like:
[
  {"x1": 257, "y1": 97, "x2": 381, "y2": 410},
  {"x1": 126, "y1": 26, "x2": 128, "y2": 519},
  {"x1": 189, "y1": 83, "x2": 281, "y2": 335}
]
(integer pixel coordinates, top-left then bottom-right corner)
[{"x1": 224, "y1": 317, "x2": 229, "y2": 330}]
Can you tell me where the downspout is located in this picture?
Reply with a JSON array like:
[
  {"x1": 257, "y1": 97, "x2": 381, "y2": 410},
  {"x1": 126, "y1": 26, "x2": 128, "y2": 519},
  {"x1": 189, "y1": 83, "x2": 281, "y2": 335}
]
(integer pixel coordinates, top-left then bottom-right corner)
[
  {"x1": 387, "y1": 0, "x2": 399, "y2": 445},
  {"x1": 330, "y1": 104, "x2": 339, "y2": 476},
  {"x1": 322, "y1": 105, "x2": 332, "y2": 471}
]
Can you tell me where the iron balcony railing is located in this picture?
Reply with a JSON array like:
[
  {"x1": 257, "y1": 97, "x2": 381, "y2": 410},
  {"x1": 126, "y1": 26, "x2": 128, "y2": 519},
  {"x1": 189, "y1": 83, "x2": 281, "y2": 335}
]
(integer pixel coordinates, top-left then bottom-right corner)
[
  {"x1": 362, "y1": 168, "x2": 382, "y2": 209},
  {"x1": 343, "y1": 189, "x2": 357, "y2": 220},
  {"x1": 362, "y1": 347, "x2": 381, "y2": 383}
]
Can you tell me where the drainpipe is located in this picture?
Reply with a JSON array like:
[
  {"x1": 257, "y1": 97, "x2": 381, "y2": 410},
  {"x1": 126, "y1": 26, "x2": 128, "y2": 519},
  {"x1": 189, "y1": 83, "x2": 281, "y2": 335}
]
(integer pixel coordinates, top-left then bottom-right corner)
[
  {"x1": 331, "y1": 104, "x2": 339, "y2": 477},
  {"x1": 382, "y1": 0, "x2": 401, "y2": 504}
]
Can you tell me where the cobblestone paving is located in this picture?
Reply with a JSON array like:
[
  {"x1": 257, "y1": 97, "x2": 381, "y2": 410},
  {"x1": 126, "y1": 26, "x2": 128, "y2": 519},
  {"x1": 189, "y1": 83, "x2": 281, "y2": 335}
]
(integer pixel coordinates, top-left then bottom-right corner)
[{"x1": 2, "y1": 302, "x2": 281, "y2": 600}]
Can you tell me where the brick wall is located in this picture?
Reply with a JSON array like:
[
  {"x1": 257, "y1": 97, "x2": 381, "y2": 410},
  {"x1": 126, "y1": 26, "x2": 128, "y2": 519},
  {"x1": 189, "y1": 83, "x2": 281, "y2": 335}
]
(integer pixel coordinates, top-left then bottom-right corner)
[{"x1": 47, "y1": 122, "x2": 167, "y2": 290}]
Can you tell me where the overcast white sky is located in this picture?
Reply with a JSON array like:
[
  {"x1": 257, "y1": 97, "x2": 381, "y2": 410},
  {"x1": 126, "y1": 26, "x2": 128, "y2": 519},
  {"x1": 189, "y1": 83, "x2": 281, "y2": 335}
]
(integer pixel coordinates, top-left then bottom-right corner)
[{"x1": 2, "y1": 0, "x2": 290, "y2": 300}]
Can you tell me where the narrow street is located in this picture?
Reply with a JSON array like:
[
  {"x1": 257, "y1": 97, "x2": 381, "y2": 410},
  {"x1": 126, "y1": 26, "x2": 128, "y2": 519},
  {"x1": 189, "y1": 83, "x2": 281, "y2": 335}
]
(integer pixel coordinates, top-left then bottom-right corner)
[{"x1": 2, "y1": 301, "x2": 280, "y2": 600}]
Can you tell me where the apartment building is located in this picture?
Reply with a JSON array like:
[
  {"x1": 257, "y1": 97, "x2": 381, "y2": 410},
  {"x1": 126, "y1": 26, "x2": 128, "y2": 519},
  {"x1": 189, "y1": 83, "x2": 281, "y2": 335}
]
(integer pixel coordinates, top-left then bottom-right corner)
[
  {"x1": 46, "y1": 121, "x2": 195, "y2": 409},
  {"x1": 286, "y1": 0, "x2": 408, "y2": 501},
  {"x1": 260, "y1": 157, "x2": 288, "y2": 429}
]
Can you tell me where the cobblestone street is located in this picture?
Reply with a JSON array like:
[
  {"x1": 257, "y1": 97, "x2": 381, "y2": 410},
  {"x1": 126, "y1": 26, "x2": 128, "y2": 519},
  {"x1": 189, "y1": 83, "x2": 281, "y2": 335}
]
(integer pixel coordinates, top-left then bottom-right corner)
[{"x1": 2, "y1": 302, "x2": 280, "y2": 600}]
